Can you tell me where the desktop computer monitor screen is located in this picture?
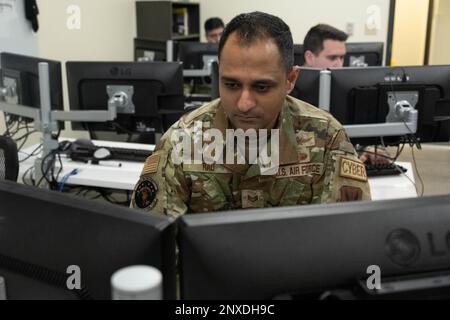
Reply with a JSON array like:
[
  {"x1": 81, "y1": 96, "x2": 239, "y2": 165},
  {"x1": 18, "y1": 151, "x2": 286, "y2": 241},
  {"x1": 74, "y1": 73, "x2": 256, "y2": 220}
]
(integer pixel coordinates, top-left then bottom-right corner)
[
  {"x1": 293, "y1": 44, "x2": 305, "y2": 66},
  {"x1": 330, "y1": 65, "x2": 450, "y2": 144},
  {"x1": 344, "y1": 42, "x2": 384, "y2": 67},
  {"x1": 290, "y1": 67, "x2": 321, "y2": 105},
  {"x1": 177, "y1": 42, "x2": 218, "y2": 70},
  {"x1": 0, "y1": 52, "x2": 64, "y2": 125},
  {"x1": 0, "y1": 180, "x2": 177, "y2": 299},
  {"x1": 134, "y1": 39, "x2": 171, "y2": 62},
  {"x1": 66, "y1": 61, "x2": 185, "y2": 136},
  {"x1": 179, "y1": 195, "x2": 450, "y2": 299}
]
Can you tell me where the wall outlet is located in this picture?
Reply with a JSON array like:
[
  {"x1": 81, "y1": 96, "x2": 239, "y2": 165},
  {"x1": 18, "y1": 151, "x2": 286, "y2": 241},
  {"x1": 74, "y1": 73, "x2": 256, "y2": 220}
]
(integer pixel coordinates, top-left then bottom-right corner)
[{"x1": 346, "y1": 22, "x2": 354, "y2": 36}]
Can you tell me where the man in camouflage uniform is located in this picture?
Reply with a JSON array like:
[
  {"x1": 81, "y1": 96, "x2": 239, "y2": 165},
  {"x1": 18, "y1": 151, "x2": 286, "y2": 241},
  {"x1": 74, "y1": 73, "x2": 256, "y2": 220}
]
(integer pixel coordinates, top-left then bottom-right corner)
[{"x1": 131, "y1": 12, "x2": 371, "y2": 217}]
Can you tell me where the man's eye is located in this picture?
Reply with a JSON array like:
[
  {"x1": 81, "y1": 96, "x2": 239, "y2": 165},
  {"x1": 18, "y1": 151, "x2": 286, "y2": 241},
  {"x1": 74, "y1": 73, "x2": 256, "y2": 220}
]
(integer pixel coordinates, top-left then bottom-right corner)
[
  {"x1": 225, "y1": 82, "x2": 240, "y2": 90},
  {"x1": 331, "y1": 56, "x2": 344, "y2": 61},
  {"x1": 255, "y1": 84, "x2": 270, "y2": 92}
]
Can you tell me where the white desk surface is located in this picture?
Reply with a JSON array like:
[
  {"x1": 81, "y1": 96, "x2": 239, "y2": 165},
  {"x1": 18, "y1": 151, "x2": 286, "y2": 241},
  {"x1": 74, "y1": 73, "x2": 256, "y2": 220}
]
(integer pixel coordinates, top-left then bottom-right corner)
[
  {"x1": 19, "y1": 139, "x2": 155, "y2": 191},
  {"x1": 19, "y1": 140, "x2": 418, "y2": 200},
  {"x1": 368, "y1": 161, "x2": 417, "y2": 201}
]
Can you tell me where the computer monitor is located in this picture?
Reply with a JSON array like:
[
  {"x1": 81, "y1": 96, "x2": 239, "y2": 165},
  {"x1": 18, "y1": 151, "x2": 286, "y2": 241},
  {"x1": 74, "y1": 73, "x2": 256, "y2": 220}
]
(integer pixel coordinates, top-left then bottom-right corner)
[
  {"x1": 66, "y1": 61, "x2": 185, "y2": 138},
  {"x1": 344, "y1": 42, "x2": 384, "y2": 67},
  {"x1": 177, "y1": 42, "x2": 218, "y2": 70},
  {"x1": 179, "y1": 195, "x2": 450, "y2": 299},
  {"x1": 0, "y1": 52, "x2": 64, "y2": 125},
  {"x1": 293, "y1": 44, "x2": 305, "y2": 66},
  {"x1": 134, "y1": 39, "x2": 173, "y2": 62},
  {"x1": 0, "y1": 180, "x2": 176, "y2": 299},
  {"x1": 290, "y1": 67, "x2": 321, "y2": 105},
  {"x1": 329, "y1": 65, "x2": 450, "y2": 145}
]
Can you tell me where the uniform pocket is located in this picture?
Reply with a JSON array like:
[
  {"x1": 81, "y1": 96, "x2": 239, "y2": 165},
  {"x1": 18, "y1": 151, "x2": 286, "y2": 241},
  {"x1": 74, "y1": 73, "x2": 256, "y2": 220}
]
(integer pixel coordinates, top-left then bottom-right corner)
[
  {"x1": 278, "y1": 177, "x2": 312, "y2": 206},
  {"x1": 187, "y1": 173, "x2": 229, "y2": 213}
]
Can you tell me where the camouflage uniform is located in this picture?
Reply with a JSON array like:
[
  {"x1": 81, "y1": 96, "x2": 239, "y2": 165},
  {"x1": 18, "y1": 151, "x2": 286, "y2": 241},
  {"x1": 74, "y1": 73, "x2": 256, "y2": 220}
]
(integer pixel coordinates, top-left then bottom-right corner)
[{"x1": 130, "y1": 96, "x2": 371, "y2": 218}]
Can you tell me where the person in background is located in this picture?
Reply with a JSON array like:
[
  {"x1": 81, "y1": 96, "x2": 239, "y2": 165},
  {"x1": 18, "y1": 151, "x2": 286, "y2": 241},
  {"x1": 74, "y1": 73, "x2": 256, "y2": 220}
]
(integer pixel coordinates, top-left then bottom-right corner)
[
  {"x1": 302, "y1": 23, "x2": 348, "y2": 68},
  {"x1": 302, "y1": 23, "x2": 391, "y2": 164},
  {"x1": 204, "y1": 17, "x2": 225, "y2": 44}
]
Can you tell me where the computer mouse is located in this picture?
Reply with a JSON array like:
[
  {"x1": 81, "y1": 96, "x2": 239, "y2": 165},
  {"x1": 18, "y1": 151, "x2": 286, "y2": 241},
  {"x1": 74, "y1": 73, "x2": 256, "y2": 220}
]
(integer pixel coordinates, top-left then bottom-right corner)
[
  {"x1": 72, "y1": 138, "x2": 95, "y2": 147},
  {"x1": 69, "y1": 139, "x2": 95, "y2": 162},
  {"x1": 58, "y1": 140, "x2": 72, "y2": 152}
]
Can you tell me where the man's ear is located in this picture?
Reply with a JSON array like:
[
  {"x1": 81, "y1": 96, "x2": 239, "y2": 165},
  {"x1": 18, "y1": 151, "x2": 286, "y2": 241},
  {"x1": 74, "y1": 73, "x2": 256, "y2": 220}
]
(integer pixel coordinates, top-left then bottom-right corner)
[
  {"x1": 304, "y1": 50, "x2": 315, "y2": 67},
  {"x1": 286, "y1": 66, "x2": 300, "y2": 94}
]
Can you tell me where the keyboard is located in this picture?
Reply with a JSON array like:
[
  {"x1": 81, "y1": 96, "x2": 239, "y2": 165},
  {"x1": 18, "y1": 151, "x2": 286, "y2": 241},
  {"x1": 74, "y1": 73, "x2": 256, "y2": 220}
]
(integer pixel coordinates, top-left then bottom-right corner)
[
  {"x1": 365, "y1": 162, "x2": 408, "y2": 177},
  {"x1": 107, "y1": 146, "x2": 152, "y2": 162},
  {"x1": 68, "y1": 140, "x2": 152, "y2": 162}
]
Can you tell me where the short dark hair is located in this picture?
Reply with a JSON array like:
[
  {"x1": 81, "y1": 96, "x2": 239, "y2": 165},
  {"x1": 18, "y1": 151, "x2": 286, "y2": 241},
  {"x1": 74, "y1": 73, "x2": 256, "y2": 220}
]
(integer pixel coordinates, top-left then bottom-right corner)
[
  {"x1": 204, "y1": 17, "x2": 224, "y2": 32},
  {"x1": 303, "y1": 24, "x2": 348, "y2": 55},
  {"x1": 218, "y1": 11, "x2": 294, "y2": 74}
]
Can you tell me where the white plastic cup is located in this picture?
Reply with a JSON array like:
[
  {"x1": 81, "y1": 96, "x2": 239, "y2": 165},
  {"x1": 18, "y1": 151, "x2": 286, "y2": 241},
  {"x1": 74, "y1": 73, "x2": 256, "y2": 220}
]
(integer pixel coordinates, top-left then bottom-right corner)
[
  {"x1": 111, "y1": 265, "x2": 163, "y2": 300},
  {"x1": 0, "y1": 276, "x2": 6, "y2": 300}
]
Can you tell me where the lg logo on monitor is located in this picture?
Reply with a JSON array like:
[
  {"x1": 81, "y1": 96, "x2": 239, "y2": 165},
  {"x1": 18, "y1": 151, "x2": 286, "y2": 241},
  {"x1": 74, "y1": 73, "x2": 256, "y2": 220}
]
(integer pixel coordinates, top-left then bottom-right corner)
[
  {"x1": 110, "y1": 67, "x2": 132, "y2": 77},
  {"x1": 385, "y1": 228, "x2": 450, "y2": 268}
]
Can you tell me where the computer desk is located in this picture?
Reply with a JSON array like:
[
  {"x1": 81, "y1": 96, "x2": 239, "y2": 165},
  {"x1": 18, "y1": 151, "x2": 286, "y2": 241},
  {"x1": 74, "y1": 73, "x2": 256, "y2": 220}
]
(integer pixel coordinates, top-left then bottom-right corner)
[
  {"x1": 19, "y1": 139, "x2": 154, "y2": 191},
  {"x1": 18, "y1": 139, "x2": 417, "y2": 200},
  {"x1": 368, "y1": 162, "x2": 417, "y2": 200}
]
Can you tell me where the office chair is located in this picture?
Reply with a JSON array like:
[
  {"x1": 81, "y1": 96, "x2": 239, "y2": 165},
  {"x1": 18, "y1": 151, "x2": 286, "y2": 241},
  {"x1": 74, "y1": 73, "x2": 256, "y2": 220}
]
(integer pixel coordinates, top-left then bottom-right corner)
[{"x1": 0, "y1": 135, "x2": 19, "y2": 181}]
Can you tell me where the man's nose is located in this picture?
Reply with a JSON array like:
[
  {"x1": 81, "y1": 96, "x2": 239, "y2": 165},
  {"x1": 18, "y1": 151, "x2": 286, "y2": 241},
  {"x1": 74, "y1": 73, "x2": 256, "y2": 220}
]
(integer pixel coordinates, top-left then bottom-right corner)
[
  {"x1": 334, "y1": 57, "x2": 344, "y2": 68},
  {"x1": 237, "y1": 89, "x2": 256, "y2": 113}
]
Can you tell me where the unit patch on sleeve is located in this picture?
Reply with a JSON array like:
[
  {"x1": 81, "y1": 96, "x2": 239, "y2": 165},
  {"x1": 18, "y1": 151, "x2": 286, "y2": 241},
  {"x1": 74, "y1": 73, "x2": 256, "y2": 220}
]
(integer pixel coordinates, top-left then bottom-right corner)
[
  {"x1": 340, "y1": 186, "x2": 363, "y2": 201},
  {"x1": 134, "y1": 178, "x2": 158, "y2": 209}
]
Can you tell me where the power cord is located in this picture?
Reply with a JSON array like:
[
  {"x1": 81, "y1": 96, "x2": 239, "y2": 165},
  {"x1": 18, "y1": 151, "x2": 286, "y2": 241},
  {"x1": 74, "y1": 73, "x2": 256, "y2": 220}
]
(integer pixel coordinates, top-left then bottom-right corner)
[{"x1": 410, "y1": 144, "x2": 425, "y2": 197}]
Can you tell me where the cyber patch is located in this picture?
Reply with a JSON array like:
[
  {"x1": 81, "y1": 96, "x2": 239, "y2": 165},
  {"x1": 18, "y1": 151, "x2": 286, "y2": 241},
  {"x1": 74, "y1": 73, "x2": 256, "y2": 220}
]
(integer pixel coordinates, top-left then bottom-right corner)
[
  {"x1": 339, "y1": 157, "x2": 368, "y2": 182},
  {"x1": 134, "y1": 178, "x2": 158, "y2": 209}
]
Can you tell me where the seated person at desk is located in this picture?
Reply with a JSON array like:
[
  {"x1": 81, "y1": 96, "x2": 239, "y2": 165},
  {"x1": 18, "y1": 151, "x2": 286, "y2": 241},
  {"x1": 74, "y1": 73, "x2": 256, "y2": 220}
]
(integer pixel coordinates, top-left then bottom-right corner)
[
  {"x1": 130, "y1": 12, "x2": 371, "y2": 217},
  {"x1": 205, "y1": 17, "x2": 225, "y2": 44},
  {"x1": 303, "y1": 23, "x2": 348, "y2": 69},
  {"x1": 303, "y1": 23, "x2": 391, "y2": 164}
]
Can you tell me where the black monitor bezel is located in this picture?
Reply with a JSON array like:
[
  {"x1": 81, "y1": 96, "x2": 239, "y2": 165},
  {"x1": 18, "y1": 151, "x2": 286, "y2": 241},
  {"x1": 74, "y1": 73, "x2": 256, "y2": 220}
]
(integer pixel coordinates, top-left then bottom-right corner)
[
  {"x1": 344, "y1": 42, "x2": 384, "y2": 67},
  {"x1": 66, "y1": 61, "x2": 185, "y2": 134},
  {"x1": 0, "y1": 180, "x2": 177, "y2": 299},
  {"x1": 179, "y1": 195, "x2": 450, "y2": 299},
  {"x1": 177, "y1": 41, "x2": 219, "y2": 70},
  {"x1": 0, "y1": 52, "x2": 65, "y2": 128}
]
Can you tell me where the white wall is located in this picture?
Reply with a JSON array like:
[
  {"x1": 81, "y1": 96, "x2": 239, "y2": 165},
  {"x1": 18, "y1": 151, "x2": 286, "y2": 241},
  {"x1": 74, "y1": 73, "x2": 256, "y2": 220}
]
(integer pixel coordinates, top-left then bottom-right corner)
[
  {"x1": 0, "y1": 0, "x2": 39, "y2": 59},
  {"x1": 36, "y1": 0, "x2": 137, "y2": 139},
  {"x1": 198, "y1": 0, "x2": 390, "y2": 44},
  {"x1": 37, "y1": 0, "x2": 136, "y2": 62}
]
